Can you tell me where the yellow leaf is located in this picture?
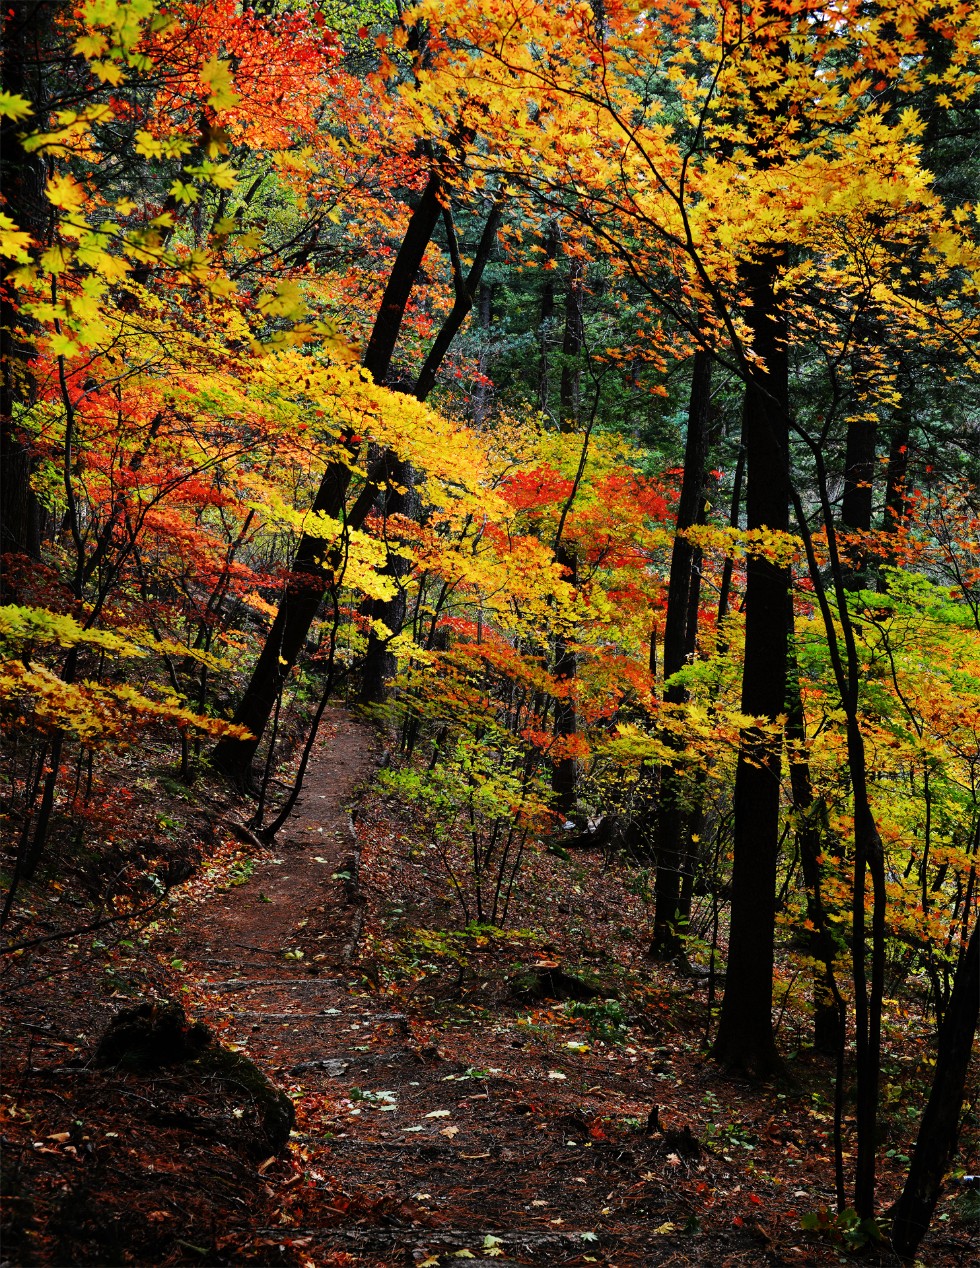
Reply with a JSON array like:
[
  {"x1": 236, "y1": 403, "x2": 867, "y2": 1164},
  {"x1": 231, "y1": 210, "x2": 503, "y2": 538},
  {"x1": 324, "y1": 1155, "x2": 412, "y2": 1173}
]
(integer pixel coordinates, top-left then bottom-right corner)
[
  {"x1": 90, "y1": 59, "x2": 126, "y2": 86},
  {"x1": 47, "y1": 174, "x2": 88, "y2": 212},
  {"x1": 0, "y1": 91, "x2": 33, "y2": 121},
  {"x1": 0, "y1": 213, "x2": 33, "y2": 262}
]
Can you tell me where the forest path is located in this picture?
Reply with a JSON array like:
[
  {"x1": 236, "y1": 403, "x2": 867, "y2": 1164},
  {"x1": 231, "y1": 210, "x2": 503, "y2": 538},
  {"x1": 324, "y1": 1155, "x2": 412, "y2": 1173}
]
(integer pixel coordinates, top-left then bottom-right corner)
[
  {"x1": 172, "y1": 712, "x2": 840, "y2": 1268},
  {"x1": 179, "y1": 706, "x2": 375, "y2": 973},
  {"x1": 174, "y1": 711, "x2": 644, "y2": 1267}
]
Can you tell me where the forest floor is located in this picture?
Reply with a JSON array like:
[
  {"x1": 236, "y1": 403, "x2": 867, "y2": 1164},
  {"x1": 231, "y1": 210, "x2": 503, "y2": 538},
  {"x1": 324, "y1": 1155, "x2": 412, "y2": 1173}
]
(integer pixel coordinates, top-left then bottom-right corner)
[{"x1": 2, "y1": 709, "x2": 977, "y2": 1267}]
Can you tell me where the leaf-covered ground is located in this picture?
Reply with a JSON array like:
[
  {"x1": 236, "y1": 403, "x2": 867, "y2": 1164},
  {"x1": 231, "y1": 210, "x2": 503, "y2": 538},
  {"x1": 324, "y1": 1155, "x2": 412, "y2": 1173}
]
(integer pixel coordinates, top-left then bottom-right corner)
[{"x1": 2, "y1": 711, "x2": 977, "y2": 1266}]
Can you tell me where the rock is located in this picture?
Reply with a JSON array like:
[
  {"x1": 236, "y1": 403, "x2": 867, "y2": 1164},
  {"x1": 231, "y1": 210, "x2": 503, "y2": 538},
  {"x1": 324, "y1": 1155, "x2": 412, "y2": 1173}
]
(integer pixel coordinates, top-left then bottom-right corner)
[
  {"x1": 510, "y1": 965, "x2": 608, "y2": 1003},
  {"x1": 196, "y1": 1044, "x2": 295, "y2": 1154},
  {"x1": 94, "y1": 1000, "x2": 294, "y2": 1155},
  {"x1": 93, "y1": 1001, "x2": 210, "y2": 1069},
  {"x1": 289, "y1": 1058, "x2": 348, "y2": 1077}
]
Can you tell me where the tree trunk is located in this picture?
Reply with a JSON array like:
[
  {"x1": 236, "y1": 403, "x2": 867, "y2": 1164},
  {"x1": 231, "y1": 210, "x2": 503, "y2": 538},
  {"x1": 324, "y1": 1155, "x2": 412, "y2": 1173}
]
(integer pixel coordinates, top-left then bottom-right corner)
[
  {"x1": 471, "y1": 282, "x2": 493, "y2": 425},
  {"x1": 650, "y1": 348, "x2": 712, "y2": 958},
  {"x1": 0, "y1": 1, "x2": 51, "y2": 587},
  {"x1": 212, "y1": 174, "x2": 444, "y2": 784},
  {"x1": 711, "y1": 255, "x2": 790, "y2": 1078},
  {"x1": 360, "y1": 199, "x2": 502, "y2": 706},
  {"x1": 537, "y1": 227, "x2": 557, "y2": 414},
  {"x1": 891, "y1": 919, "x2": 979, "y2": 1261},
  {"x1": 786, "y1": 595, "x2": 841, "y2": 1053},
  {"x1": 840, "y1": 412, "x2": 876, "y2": 588},
  {"x1": 551, "y1": 259, "x2": 583, "y2": 816},
  {"x1": 358, "y1": 458, "x2": 411, "y2": 707}
]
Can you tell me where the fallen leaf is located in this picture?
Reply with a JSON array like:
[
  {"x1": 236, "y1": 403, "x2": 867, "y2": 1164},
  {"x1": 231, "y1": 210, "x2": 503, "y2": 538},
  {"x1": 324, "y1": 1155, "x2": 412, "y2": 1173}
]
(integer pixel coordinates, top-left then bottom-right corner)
[
  {"x1": 425, "y1": 1109, "x2": 451, "y2": 1118},
  {"x1": 654, "y1": 1222, "x2": 677, "y2": 1234},
  {"x1": 440, "y1": 1125, "x2": 460, "y2": 1138}
]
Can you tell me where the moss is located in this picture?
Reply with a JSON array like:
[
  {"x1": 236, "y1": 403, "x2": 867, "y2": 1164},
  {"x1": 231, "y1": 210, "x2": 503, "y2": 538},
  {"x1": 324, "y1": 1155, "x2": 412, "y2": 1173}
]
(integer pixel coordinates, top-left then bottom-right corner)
[
  {"x1": 94, "y1": 1000, "x2": 294, "y2": 1155},
  {"x1": 510, "y1": 965, "x2": 611, "y2": 1003},
  {"x1": 188, "y1": 1044, "x2": 294, "y2": 1154}
]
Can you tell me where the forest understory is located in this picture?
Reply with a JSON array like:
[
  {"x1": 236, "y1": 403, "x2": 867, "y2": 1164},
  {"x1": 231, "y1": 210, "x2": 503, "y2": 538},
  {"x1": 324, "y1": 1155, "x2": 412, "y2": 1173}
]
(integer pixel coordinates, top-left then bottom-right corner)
[
  {"x1": 3, "y1": 1, "x2": 980, "y2": 1265},
  {"x1": 2, "y1": 708, "x2": 977, "y2": 1268}
]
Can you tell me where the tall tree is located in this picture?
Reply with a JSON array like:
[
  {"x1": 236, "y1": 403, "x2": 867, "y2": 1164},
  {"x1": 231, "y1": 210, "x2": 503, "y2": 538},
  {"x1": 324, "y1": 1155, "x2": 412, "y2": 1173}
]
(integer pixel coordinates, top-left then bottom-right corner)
[
  {"x1": 213, "y1": 173, "x2": 445, "y2": 784},
  {"x1": 710, "y1": 255, "x2": 790, "y2": 1076},
  {"x1": 650, "y1": 348, "x2": 712, "y2": 958}
]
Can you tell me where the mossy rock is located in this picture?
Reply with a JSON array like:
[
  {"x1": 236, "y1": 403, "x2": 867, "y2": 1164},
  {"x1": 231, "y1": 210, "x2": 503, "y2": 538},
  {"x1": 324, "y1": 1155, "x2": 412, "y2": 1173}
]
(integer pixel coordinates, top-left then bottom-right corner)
[
  {"x1": 94, "y1": 1001, "x2": 211, "y2": 1070},
  {"x1": 187, "y1": 1044, "x2": 294, "y2": 1154},
  {"x1": 510, "y1": 965, "x2": 610, "y2": 1003},
  {"x1": 94, "y1": 1000, "x2": 294, "y2": 1155}
]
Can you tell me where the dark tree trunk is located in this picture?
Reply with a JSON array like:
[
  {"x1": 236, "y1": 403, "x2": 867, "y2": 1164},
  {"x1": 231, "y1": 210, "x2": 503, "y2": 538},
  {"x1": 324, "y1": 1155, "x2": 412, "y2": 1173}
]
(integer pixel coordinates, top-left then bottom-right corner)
[
  {"x1": 360, "y1": 199, "x2": 502, "y2": 705},
  {"x1": 891, "y1": 919, "x2": 979, "y2": 1261},
  {"x1": 711, "y1": 255, "x2": 790, "y2": 1078},
  {"x1": 551, "y1": 547, "x2": 578, "y2": 818},
  {"x1": 212, "y1": 174, "x2": 444, "y2": 784},
  {"x1": 413, "y1": 201, "x2": 501, "y2": 404},
  {"x1": 650, "y1": 348, "x2": 712, "y2": 958},
  {"x1": 882, "y1": 418, "x2": 912, "y2": 533},
  {"x1": 471, "y1": 282, "x2": 493, "y2": 425},
  {"x1": 537, "y1": 226, "x2": 558, "y2": 413},
  {"x1": 840, "y1": 413, "x2": 877, "y2": 588},
  {"x1": 551, "y1": 260, "x2": 583, "y2": 816},
  {"x1": 0, "y1": 1, "x2": 51, "y2": 589},
  {"x1": 786, "y1": 595, "x2": 841, "y2": 1053},
  {"x1": 358, "y1": 458, "x2": 411, "y2": 707}
]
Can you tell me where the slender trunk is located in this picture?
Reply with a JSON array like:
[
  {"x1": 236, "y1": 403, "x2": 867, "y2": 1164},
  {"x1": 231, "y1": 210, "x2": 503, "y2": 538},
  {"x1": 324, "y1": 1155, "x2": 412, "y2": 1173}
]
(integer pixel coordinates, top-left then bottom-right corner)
[
  {"x1": 551, "y1": 259, "x2": 583, "y2": 816},
  {"x1": 212, "y1": 175, "x2": 443, "y2": 784},
  {"x1": 551, "y1": 547, "x2": 578, "y2": 817},
  {"x1": 791, "y1": 450, "x2": 889, "y2": 1218},
  {"x1": 0, "y1": 1, "x2": 51, "y2": 586},
  {"x1": 358, "y1": 458, "x2": 411, "y2": 706},
  {"x1": 711, "y1": 255, "x2": 790, "y2": 1078},
  {"x1": 413, "y1": 201, "x2": 502, "y2": 403},
  {"x1": 881, "y1": 417, "x2": 912, "y2": 582},
  {"x1": 891, "y1": 919, "x2": 980, "y2": 1260},
  {"x1": 360, "y1": 200, "x2": 502, "y2": 703},
  {"x1": 651, "y1": 348, "x2": 712, "y2": 958},
  {"x1": 538, "y1": 227, "x2": 557, "y2": 413},
  {"x1": 785, "y1": 595, "x2": 841, "y2": 1053},
  {"x1": 471, "y1": 282, "x2": 493, "y2": 425},
  {"x1": 841, "y1": 413, "x2": 877, "y2": 588}
]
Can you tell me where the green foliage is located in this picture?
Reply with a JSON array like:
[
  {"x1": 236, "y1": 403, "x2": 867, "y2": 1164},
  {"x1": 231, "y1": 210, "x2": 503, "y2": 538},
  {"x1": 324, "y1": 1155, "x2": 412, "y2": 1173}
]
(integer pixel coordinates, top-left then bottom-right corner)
[
  {"x1": 564, "y1": 998, "x2": 629, "y2": 1043},
  {"x1": 800, "y1": 1207, "x2": 885, "y2": 1251}
]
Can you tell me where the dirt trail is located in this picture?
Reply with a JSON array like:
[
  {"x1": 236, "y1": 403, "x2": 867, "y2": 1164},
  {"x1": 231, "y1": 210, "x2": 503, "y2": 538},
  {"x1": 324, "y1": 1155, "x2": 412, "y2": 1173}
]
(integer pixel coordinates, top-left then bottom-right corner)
[
  {"x1": 180, "y1": 707, "x2": 375, "y2": 971},
  {"x1": 5, "y1": 712, "x2": 969, "y2": 1266},
  {"x1": 175, "y1": 711, "x2": 653, "y2": 1267}
]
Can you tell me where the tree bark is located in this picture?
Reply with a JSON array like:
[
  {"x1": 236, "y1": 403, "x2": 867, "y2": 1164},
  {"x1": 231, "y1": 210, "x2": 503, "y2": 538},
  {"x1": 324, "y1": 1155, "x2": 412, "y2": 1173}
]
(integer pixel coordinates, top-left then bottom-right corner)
[
  {"x1": 785, "y1": 596, "x2": 842, "y2": 1053},
  {"x1": 840, "y1": 412, "x2": 877, "y2": 588},
  {"x1": 711, "y1": 255, "x2": 790, "y2": 1078},
  {"x1": 891, "y1": 919, "x2": 979, "y2": 1261},
  {"x1": 0, "y1": 1, "x2": 51, "y2": 588},
  {"x1": 212, "y1": 174, "x2": 444, "y2": 784},
  {"x1": 359, "y1": 199, "x2": 502, "y2": 705},
  {"x1": 551, "y1": 259, "x2": 584, "y2": 817},
  {"x1": 651, "y1": 348, "x2": 712, "y2": 958}
]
